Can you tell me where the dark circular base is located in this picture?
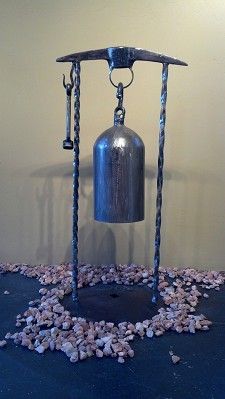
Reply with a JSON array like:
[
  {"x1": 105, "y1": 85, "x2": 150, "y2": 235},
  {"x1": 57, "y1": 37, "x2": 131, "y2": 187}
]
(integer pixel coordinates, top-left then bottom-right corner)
[{"x1": 62, "y1": 283, "x2": 163, "y2": 323}]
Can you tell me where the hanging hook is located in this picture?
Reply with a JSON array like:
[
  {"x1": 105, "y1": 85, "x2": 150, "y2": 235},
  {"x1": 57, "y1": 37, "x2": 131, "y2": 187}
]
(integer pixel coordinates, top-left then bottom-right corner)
[{"x1": 62, "y1": 66, "x2": 74, "y2": 94}]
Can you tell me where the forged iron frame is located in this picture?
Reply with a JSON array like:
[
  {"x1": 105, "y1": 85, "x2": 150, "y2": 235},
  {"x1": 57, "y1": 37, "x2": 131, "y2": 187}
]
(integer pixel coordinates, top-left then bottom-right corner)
[{"x1": 57, "y1": 46, "x2": 187, "y2": 304}]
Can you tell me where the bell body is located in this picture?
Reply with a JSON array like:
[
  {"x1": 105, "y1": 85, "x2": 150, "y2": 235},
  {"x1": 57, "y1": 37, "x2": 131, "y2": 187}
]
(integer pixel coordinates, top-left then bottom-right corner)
[{"x1": 93, "y1": 124, "x2": 145, "y2": 223}]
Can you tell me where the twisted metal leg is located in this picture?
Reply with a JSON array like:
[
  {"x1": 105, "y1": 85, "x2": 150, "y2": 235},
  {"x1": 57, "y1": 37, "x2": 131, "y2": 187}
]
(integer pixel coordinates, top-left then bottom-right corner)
[
  {"x1": 72, "y1": 61, "x2": 81, "y2": 302},
  {"x1": 152, "y1": 63, "x2": 169, "y2": 304}
]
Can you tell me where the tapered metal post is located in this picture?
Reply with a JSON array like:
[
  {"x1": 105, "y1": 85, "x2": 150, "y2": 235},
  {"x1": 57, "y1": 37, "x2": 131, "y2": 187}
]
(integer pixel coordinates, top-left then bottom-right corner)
[
  {"x1": 152, "y1": 63, "x2": 169, "y2": 303},
  {"x1": 72, "y1": 61, "x2": 81, "y2": 302}
]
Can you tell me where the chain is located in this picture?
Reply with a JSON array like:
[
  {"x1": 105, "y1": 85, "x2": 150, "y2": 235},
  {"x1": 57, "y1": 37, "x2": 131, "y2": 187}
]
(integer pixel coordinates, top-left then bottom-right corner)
[{"x1": 114, "y1": 82, "x2": 125, "y2": 126}]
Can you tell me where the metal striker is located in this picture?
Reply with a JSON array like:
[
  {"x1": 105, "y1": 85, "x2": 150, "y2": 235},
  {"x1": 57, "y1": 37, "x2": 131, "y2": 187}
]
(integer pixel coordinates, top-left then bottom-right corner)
[{"x1": 62, "y1": 66, "x2": 74, "y2": 150}]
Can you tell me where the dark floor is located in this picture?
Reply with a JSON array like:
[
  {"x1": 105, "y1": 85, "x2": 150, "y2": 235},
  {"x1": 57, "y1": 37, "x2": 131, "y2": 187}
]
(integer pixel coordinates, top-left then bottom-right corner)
[{"x1": 0, "y1": 272, "x2": 225, "y2": 399}]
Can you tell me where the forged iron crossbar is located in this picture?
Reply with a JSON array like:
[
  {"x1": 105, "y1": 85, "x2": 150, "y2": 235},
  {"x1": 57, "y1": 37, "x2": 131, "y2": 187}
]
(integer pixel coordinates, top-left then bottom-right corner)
[{"x1": 56, "y1": 46, "x2": 187, "y2": 68}]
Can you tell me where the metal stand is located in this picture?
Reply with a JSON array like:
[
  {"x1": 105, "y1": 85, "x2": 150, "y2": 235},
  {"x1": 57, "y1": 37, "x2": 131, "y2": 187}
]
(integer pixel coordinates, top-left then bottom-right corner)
[{"x1": 57, "y1": 47, "x2": 187, "y2": 303}]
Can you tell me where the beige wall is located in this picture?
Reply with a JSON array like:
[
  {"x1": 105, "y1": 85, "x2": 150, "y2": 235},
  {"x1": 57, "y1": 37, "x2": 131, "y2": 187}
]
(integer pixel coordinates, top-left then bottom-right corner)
[{"x1": 1, "y1": 0, "x2": 225, "y2": 269}]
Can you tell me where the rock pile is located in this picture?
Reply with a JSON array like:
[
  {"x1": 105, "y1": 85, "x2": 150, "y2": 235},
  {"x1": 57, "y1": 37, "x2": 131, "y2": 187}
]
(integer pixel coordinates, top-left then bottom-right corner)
[{"x1": 1, "y1": 262, "x2": 224, "y2": 364}]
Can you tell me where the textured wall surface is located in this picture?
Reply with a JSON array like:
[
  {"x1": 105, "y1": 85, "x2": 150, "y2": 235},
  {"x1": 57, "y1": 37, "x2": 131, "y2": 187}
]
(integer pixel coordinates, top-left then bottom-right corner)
[{"x1": 1, "y1": 0, "x2": 225, "y2": 269}]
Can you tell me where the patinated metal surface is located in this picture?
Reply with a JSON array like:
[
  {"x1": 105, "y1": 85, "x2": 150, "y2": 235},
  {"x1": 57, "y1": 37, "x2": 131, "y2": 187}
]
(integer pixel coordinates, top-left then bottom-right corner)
[
  {"x1": 93, "y1": 123, "x2": 145, "y2": 223},
  {"x1": 56, "y1": 46, "x2": 187, "y2": 69},
  {"x1": 71, "y1": 61, "x2": 81, "y2": 302},
  {"x1": 152, "y1": 63, "x2": 169, "y2": 303},
  {"x1": 94, "y1": 80, "x2": 144, "y2": 223}
]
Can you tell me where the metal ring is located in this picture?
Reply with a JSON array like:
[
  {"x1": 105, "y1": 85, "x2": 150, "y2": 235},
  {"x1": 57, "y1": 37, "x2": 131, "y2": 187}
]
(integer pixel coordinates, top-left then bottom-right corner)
[{"x1": 109, "y1": 67, "x2": 134, "y2": 89}]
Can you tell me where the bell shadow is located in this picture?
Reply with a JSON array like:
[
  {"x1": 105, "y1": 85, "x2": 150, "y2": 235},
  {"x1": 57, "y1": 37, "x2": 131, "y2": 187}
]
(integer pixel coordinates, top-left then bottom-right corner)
[
  {"x1": 64, "y1": 158, "x2": 151, "y2": 266},
  {"x1": 31, "y1": 163, "x2": 72, "y2": 264},
  {"x1": 169, "y1": 169, "x2": 223, "y2": 266},
  {"x1": 35, "y1": 180, "x2": 54, "y2": 264},
  {"x1": 32, "y1": 154, "x2": 223, "y2": 268},
  {"x1": 31, "y1": 156, "x2": 184, "y2": 266},
  {"x1": 63, "y1": 160, "x2": 118, "y2": 265}
]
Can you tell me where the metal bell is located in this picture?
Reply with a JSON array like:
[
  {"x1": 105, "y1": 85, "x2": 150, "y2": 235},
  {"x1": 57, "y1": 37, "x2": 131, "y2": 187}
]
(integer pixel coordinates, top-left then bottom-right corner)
[{"x1": 93, "y1": 106, "x2": 145, "y2": 223}]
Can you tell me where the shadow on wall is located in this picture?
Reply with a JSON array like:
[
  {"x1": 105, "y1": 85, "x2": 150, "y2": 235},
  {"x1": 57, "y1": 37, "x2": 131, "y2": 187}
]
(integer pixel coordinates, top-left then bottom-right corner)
[{"x1": 31, "y1": 155, "x2": 183, "y2": 266}]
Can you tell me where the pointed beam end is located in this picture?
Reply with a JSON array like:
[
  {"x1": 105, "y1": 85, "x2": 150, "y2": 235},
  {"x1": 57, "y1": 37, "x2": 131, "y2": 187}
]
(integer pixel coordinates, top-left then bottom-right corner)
[{"x1": 56, "y1": 47, "x2": 188, "y2": 67}]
